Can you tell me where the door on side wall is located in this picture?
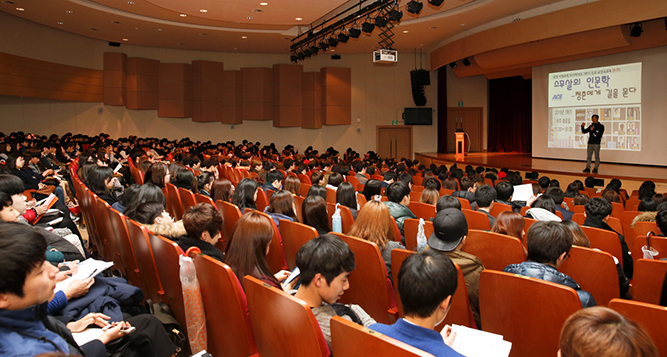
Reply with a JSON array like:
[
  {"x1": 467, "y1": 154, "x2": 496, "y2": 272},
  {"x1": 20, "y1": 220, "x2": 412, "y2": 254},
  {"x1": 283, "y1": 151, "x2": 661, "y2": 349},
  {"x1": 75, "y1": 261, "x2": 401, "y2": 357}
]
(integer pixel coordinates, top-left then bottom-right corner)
[
  {"x1": 377, "y1": 126, "x2": 413, "y2": 160},
  {"x1": 447, "y1": 107, "x2": 483, "y2": 153}
]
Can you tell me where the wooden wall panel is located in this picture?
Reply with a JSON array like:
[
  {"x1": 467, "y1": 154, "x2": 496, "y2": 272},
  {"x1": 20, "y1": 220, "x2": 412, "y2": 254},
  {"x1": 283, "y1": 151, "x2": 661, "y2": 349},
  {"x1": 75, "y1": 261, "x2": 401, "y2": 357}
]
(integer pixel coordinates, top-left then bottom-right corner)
[
  {"x1": 192, "y1": 60, "x2": 224, "y2": 122},
  {"x1": 103, "y1": 52, "x2": 126, "y2": 106},
  {"x1": 302, "y1": 72, "x2": 321, "y2": 129},
  {"x1": 126, "y1": 57, "x2": 159, "y2": 110},
  {"x1": 241, "y1": 67, "x2": 273, "y2": 121},
  {"x1": 321, "y1": 67, "x2": 351, "y2": 126},
  {"x1": 273, "y1": 64, "x2": 303, "y2": 127},
  {"x1": 222, "y1": 70, "x2": 243, "y2": 124},
  {"x1": 158, "y1": 63, "x2": 192, "y2": 118}
]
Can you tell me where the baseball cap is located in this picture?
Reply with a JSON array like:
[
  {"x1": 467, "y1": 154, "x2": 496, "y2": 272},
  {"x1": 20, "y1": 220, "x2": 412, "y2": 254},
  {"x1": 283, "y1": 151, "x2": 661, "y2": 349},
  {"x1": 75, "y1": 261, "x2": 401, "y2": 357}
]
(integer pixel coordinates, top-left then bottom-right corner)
[{"x1": 428, "y1": 208, "x2": 468, "y2": 252}]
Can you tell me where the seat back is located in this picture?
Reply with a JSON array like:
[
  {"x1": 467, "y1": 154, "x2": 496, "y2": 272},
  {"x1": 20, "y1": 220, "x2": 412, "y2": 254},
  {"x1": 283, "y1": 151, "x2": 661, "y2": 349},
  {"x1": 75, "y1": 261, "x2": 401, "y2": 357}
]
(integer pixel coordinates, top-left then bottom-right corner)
[
  {"x1": 390, "y1": 216, "x2": 402, "y2": 242},
  {"x1": 162, "y1": 186, "x2": 173, "y2": 218},
  {"x1": 279, "y1": 220, "x2": 319, "y2": 270},
  {"x1": 218, "y1": 200, "x2": 242, "y2": 250},
  {"x1": 580, "y1": 226, "x2": 624, "y2": 268},
  {"x1": 194, "y1": 255, "x2": 257, "y2": 357},
  {"x1": 195, "y1": 193, "x2": 216, "y2": 207},
  {"x1": 326, "y1": 187, "x2": 337, "y2": 204},
  {"x1": 572, "y1": 205, "x2": 585, "y2": 213},
  {"x1": 345, "y1": 175, "x2": 360, "y2": 188},
  {"x1": 294, "y1": 195, "x2": 304, "y2": 223},
  {"x1": 92, "y1": 198, "x2": 116, "y2": 266},
  {"x1": 559, "y1": 246, "x2": 619, "y2": 306},
  {"x1": 330, "y1": 316, "x2": 435, "y2": 357},
  {"x1": 632, "y1": 259, "x2": 667, "y2": 305},
  {"x1": 244, "y1": 276, "x2": 329, "y2": 357},
  {"x1": 298, "y1": 174, "x2": 312, "y2": 184},
  {"x1": 82, "y1": 188, "x2": 104, "y2": 257},
  {"x1": 572, "y1": 212, "x2": 585, "y2": 225},
  {"x1": 130, "y1": 166, "x2": 144, "y2": 185},
  {"x1": 490, "y1": 201, "x2": 513, "y2": 218},
  {"x1": 357, "y1": 193, "x2": 367, "y2": 210},
  {"x1": 333, "y1": 233, "x2": 397, "y2": 324},
  {"x1": 166, "y1": 183, "x2": 184, "y2": 221},
  {"x1": 462, "y1": 209, "x2": 491, "y2": 230},
  {"x1": 402, "y1": 218, "x2": 434, "y2": 251},
  {"x1": 252, "y1": 210, "x2": 288, "y2": 272},
  {"x1": 479, "y1": 270, "x2": 581, "y2": 357},
  {"x1": 455, "y1": 197, "x2": 472, "y2": 210},
  {"x1": 126, "y1": 219, "x2": 164, "y2": 304},
  {"x1": 326, "y1": 204, "x2": 355, "y2": 234},
  {"x1": 632, "y1": 235, "x2": 667, "y2": 265},
  {"x1": 298, "y1": 183, "x2": 312, "y2": 197},
  {"x1": 178, "y1": 187, "x2": 196, "y2": 214},
  {"x1": 390, "y1": 249, "x2": 475, "y2": 329},
  {"x1": 148, "y1": 234, "x2": 187, "y2": 329},
  {"x1": 562, "y1": 197, "x2": 574, "y2": 210},
  {"x1": 611, "y1": 201, "x2": 625, "y2": 218},
  {"x1": 609, "y1": 299, "x2": 667, "y2": 357},
  {"x1": 625, "y1": 198, "x2": 641, "y2": 211},
  {"x1": 463, "y1": 230, "x2": 525, "y2": 271},
  {"x1": 255, "y1": 187, "x2": 269, "y2": 212},
  {"x1": 620, "y1": 210, "x2": 641, "y2": 242},
  {"x1": 607, "y1": 217, "x2": 623, "y2": 237},
  {"x1": 634, "y1": 221, "x2": 660, "y2": 239},
  {"x1": 408, "y1": 202, "x2": 436, "y2": 221},
  {"x1": 107, "y1": 207, "x2": 143, "y2": 291}
]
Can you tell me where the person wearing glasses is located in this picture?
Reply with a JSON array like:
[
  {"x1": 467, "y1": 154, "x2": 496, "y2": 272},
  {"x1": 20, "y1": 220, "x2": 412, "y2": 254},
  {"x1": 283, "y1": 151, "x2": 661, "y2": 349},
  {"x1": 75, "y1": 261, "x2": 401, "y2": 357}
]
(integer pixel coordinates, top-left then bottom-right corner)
[{"x1": 504, "y1": 221, "x2": 596, "y2": 308}]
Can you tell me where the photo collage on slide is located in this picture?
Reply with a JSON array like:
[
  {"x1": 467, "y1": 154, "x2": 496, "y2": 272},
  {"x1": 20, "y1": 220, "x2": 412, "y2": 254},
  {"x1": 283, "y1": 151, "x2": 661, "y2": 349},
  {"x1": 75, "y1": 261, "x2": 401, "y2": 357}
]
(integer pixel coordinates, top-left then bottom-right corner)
[{"x1": 573, "y1": 106, "x2": 641, "y2": 151}]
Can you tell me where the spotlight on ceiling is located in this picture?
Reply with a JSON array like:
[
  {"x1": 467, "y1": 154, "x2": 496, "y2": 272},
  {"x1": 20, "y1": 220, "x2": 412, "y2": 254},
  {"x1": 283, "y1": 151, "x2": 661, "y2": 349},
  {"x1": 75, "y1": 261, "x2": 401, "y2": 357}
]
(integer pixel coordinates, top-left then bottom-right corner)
[
  {"x1": 406, "y1": 1, "x2": 423, "y2": 14},
  {"x1": 375, "y1": 14, "x2": 388, "y2": 28},
  {"x1": 303, "y1": 48, "x2": 312, "y2": 58},
  {"x1": 319, "y1": 39, "x2": 330, "y2": 50},
  {"x1": 462, "y1": 58, "x2": 471, "y2": 67},
  {"x1": 310, "y1": 45, "x2": 320, "y2": 54},
  {"x1": 449, "y1": 62, "x2": 458, "y2": 69},
  {"x1": 630, "y1": 22, "x2": 643, "y2": 37},
  {"x1": 349, "y1": 27, "x2": 362, "y2": 38},
  {"x1": 338, "y1": 32, "x2": 350, "y2": 43},
  {"x1": 389, "y1": 9, "x2": 403, "y2": 22},
  {"x1": 290, "y1": 54, "x2": 299, "y2": 63},
  {"x1": 362, "y1": 18, "x2": 375, "y2": 33},
  {"x1": 297, "y1": 52, "x2": 305, "y2": 61},
  {"x1": 428, "y1": 0, "x2": 444, "y2": 6},
  {"x1": 328, "y1": 37, "x2": 339, "y2": 47}
]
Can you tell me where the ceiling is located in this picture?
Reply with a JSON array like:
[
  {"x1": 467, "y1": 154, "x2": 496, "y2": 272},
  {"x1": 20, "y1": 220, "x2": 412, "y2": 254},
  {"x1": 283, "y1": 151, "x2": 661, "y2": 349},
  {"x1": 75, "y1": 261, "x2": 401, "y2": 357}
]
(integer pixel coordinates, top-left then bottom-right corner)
[{"x1": 0, "y1": 0, "x2": 567, "y2": 55}]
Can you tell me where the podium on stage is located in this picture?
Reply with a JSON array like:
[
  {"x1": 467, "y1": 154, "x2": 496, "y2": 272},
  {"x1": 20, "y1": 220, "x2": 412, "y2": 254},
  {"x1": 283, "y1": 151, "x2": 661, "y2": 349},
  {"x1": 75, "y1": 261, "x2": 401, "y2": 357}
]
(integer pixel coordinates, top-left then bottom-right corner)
[{"x1": 455, "y1": 130, "x2": 465, "y2": 158}]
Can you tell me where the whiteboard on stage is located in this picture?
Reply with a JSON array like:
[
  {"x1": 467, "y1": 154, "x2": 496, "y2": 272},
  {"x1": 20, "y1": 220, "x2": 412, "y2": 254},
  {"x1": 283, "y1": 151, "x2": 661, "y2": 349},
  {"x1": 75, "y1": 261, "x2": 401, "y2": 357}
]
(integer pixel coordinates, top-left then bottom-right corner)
[{"x1": 532, "y1": 46, "x2": 667, "y2": 166}]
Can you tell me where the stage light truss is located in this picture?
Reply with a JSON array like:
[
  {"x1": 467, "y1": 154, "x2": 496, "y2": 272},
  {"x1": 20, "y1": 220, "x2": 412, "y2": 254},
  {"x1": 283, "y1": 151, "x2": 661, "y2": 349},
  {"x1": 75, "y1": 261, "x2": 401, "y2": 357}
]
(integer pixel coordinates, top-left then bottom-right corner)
[{"x1": 289, "y1": 0, "x2": 402, "y2": 62}]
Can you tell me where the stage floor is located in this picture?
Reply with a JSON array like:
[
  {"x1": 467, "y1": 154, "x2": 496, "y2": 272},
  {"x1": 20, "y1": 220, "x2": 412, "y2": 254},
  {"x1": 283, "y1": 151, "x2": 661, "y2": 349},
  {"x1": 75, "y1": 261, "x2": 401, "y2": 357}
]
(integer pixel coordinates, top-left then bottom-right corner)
[{"x1": 415, "y1": 152, "x2": 667, "y2": 186}]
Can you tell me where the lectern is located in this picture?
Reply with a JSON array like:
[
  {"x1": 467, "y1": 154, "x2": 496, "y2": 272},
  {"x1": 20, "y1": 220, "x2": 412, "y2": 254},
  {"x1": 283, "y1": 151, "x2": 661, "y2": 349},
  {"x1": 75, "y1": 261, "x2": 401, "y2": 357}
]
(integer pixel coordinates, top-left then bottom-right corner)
[{"x1": 455, "y1": 131, "x2": 465, "y2": 158}]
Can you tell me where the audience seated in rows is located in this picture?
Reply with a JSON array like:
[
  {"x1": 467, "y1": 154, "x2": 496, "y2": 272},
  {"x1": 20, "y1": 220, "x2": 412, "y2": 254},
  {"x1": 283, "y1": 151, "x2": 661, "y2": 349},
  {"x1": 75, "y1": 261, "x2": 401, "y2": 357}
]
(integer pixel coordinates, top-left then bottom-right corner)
[
  {"x1": 583, "y1": 198, "x2": 633, "y2": 279},
  {"x1": 383, "y1": 181, "x2": 416, "y2": 241}
]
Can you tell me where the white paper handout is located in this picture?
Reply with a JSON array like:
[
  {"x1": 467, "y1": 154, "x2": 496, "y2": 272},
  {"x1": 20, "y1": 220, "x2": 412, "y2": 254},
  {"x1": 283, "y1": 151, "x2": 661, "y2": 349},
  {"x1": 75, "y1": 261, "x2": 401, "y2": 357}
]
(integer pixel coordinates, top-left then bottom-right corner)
[
  {"x1": 447, "y1": 324, "x2": 512, "y2": 357},
  {"x1": 55, "y1": 258, "x2": 114, "y2": 291},
  {"x1": 511, "y1": 184, "x2": 534, "y2": 202}
]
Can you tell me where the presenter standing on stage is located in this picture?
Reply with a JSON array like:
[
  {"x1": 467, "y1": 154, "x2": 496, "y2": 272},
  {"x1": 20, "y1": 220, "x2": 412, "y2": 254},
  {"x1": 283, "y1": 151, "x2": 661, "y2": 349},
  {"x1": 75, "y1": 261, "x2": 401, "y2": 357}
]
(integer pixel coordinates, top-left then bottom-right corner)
[{"x1": 582, "y1": 114, "x2": 604, "y2": 173}]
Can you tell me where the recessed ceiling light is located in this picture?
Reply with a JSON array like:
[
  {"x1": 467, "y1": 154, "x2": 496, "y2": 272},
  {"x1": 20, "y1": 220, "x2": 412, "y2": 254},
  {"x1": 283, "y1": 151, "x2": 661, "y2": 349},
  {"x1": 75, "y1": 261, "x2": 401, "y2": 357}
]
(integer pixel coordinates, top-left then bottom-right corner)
[
  {"x1": 180, "y1": 14, "x2": 187, "y2": 17},
  {"x1": 403, "y1": 30, "x2": 409, "y2": 33},
  {"x1": 157, "y1": 28, "x2": 163, "y2": 31},
  {"x1": 420, "y1": 44, "x2": 424, "y2": 46},
  {"x1": 241, "y1": 36, "x2": 247, "y2": 39},
  {"x1": 200, "y1": 9, "x2": 207, "y2": 13},
  {"x1": 234, "y1": 47, "x2": 237, "y2": 50},
  {"x1": 127, "y1": 1, "x2": 134, "y2": 4},
  {"x1": 65, "y1": 10, "x2": 73, "y2": 13},
  {"x1": 295, "y1": 17, "x2": 302, "y2": 21},
  {"x1": 134, "y1": 27, "x2": 139, "y2": 30},
  {"x1": 250, "y1": 9, "x2": 263, "y2": 13},
  {"x1": 15, "y1": 7, "x2": 24, "y2": 11},
  {"x1": 260, "y1": 2, "x2": 268, "y2": 5},
  {"x1": 122, "y1": 38, "x2": 128, "y2": 41},
  {"x1": 247, "y1": 16, "x2": 253, "y2": 19},
  {"x1": 199, "y1": 33, "x2": 207, "y2": 36},
  {"x1": 57, "y1": 21, "x2": 63, "y2": 25},
  {"x1": 461, "y1": 23, "x2": 466, "y2": 26},
  {"x1": 330, "y1": 49, "x2": 335, "y2": 52}
]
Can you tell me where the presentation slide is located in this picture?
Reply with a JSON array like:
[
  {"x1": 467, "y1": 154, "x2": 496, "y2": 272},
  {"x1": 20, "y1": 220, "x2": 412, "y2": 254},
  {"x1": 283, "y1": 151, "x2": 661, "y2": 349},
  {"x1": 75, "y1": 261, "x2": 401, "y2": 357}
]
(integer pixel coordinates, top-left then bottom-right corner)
[{"x1": 547, "y1": 63, "x2": 642, "y2": 151}]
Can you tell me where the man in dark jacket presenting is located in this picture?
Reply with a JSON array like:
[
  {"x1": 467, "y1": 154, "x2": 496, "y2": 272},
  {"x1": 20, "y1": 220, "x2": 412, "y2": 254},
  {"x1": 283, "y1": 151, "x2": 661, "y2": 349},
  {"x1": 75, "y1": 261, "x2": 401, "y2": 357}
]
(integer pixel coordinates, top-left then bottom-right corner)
[{"x1": 582, "y1": 114, "x2": 604, "y2": 173}]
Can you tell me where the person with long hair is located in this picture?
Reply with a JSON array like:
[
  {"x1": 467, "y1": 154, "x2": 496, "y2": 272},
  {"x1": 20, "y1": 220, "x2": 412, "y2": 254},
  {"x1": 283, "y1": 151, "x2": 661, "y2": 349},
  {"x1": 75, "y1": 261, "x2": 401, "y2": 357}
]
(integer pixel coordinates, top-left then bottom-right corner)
[
  {"x1": 224, "y1": 211, "x2": 290, "y2": 289},
  {"x1": 361, "y1": 179, "x2": 382, "y2": 202},
  {"x1": 231, "y1": 178, "x2": 259, "y2": 213},
  {"x1": 419, "y1": 187, "x2": 439, "y2": 205},
  {"x1": 491, "y1": 211, "x2": 526, "y2": 241},
  {"x1": 192, "y1": 171, "x2": 215, "y2": 197},
  {"x1": 86, "y1": 165, "x2": 118, "y2": 205},
  {"x1": 283, "y1": 175, "x2": 301, "y2": 196},
  {"x1": 302, "y1": 195, "x2": 330, "y2": 235},
  {"x1": 123, "y1": 183, "x2": 166, "y2": 218},
  {"x1": 307, "y1": 185, "x2": 327, "y2": 200},
  {"x1": 559, "y1": 307, "x2": 657, "y2": 357},
  {"x1": 210, "y1": 178, "x2": 234, "y2": 203},
  {"x1": 336, "y1": 182, "x2": 358, "y2": 218},
  {"x1": 173, "y1": 169, "x2": 194, "y2": 190},
  {"x1": 265, "y1": 190, "x2": 297, "y2": 229},
  {"x1": 348, "y1": 200, "x2": 404, "y2": 278},
  {"x1": 144, "y1": 162, "x2": 169, "y2": 188}
]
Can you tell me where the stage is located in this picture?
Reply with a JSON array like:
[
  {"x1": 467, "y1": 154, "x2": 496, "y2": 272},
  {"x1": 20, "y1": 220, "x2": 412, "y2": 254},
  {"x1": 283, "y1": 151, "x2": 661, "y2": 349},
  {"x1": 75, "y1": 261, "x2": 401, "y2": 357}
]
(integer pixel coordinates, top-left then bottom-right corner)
[{"x1": 414, "y1": 152, "x2": 667, "y2": 193}]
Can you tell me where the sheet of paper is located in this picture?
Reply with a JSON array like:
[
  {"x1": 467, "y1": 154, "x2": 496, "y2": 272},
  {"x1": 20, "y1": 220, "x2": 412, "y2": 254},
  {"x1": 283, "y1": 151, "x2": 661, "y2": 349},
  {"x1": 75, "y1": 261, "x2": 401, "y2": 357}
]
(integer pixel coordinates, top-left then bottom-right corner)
[
  {"x1": 448, "y1": 324, "x2": 512, "y2": 357},
  {"x1": 72, "y1": 328, "x2": 104, "y2": 346},
  {"x1": 55, "y1": 258, "x2": 114, "y2": 291},
  {"x1": 512, "y1": 184, "x2": 534, "y2": 202}
]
